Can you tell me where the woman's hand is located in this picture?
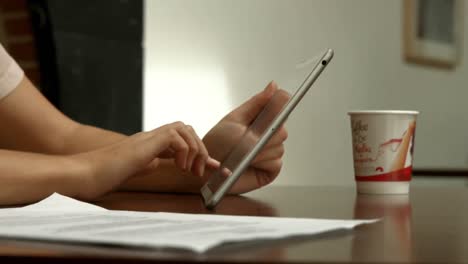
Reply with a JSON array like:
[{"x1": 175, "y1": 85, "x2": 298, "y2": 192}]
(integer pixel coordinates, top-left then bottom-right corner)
[
  {"x1": 203, "y1": 81, "x2": 289, "y2": 194},
  {"x1": 73, "y1": 122, "x2": 219, "y2": 200}
]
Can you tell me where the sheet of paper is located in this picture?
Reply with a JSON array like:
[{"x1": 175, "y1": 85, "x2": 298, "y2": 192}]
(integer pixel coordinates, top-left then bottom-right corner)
[
  {"x1": 0, "y1": 193, "x2": 377, "y2": 253},
  {"x1": 13, "y1": 193, "x2": 106, "y2": 212}
]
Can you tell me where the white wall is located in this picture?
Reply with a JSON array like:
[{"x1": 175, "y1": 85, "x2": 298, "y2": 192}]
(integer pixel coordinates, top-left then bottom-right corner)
[{"x1": 144, "y1": 0, "x2": 468, "y2": 186}]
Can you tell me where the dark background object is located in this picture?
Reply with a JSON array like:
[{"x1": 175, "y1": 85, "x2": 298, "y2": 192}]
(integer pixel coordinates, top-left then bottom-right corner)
[{"x1": 27, "y1": 0, "x2": 143, "y2": 135}]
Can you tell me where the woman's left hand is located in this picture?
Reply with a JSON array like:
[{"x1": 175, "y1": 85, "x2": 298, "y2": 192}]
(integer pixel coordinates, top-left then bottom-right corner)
[{"x1": 202, "y1": 81, "x2": 289, "y2": 194}]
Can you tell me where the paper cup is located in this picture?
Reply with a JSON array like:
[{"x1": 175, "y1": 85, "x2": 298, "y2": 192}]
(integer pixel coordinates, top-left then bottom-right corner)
[{"x1": 348, "y1": 110, "x2": 419, "y2": 194}]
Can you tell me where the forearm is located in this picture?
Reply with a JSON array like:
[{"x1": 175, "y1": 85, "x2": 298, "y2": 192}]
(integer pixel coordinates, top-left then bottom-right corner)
[
  {"x1": 0, "y1": 67, "x2": 205, "y2": 196},
  {"x1": 0, "y1": 76, "x2": 126, "y2": 155},
  {"x1": 61, "y1": 124, "x2": 126, "y2": 154},
  {"x1": 0, "y1": 149, "x2": 87, "y2": 206},
  {"x1": 63, "y1": 124, "x2": 203, "y2": 193}
]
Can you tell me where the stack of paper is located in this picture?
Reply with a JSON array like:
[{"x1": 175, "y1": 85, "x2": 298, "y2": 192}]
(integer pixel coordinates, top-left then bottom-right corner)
[{"x1": 0, "y1": 193, "x2": 377, "y2": 253}]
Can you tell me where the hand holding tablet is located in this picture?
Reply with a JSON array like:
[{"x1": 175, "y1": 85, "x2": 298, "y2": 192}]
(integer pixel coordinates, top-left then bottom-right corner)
[{"x1": 201, "y1": 49, "x2": 334, "y2": 209}]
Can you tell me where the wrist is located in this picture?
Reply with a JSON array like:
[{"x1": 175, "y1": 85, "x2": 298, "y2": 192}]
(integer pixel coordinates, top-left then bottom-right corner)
[{"x1": 59, "y1": 154, "x2": 96, "y2": 200}]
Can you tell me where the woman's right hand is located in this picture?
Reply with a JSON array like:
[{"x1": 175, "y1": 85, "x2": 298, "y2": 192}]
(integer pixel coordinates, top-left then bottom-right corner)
[{"x1": 71, "y1": 121, "x2": 219, "y2": 200}]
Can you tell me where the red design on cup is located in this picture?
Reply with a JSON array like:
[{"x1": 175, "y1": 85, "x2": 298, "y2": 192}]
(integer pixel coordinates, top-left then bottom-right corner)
[{"x1": 356, "y1": 166, "x2": 412, "y2": 182}]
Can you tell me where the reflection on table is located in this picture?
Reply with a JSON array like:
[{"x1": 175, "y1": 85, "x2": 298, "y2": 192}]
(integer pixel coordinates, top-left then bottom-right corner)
[{"x1": 352, "y1": 194, "x2": 412, "y2": 262}]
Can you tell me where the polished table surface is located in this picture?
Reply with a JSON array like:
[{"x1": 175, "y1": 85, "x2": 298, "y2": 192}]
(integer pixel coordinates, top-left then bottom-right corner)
[{"x1": 0, "y1": 185, "x2": 467, "y2": 263}]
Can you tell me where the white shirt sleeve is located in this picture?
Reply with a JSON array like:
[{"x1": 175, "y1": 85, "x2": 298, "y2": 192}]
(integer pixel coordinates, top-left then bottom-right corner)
[{"x1": 0, "y1": 44, "x2": 25, "y2": 100}]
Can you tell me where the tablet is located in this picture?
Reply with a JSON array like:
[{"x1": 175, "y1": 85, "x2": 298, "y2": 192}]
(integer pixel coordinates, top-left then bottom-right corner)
[{"x1": 201, "y1": 49, "x2": 334, "y2": 209}]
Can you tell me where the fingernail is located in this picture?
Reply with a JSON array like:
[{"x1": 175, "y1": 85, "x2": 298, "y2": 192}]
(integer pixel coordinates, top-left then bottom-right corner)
[
  {"x1": 207, "y1": 157, "x2": 220, "y2": 168},
  {"x1": 199, "y1": 165, "x2": 205, "y2": 178},
  {"x1": 188, "y1": 159, "x2": 193, "y2": 172},
  {"x1": 222, "y1": 167, "x2": 232, "y2": 177}
]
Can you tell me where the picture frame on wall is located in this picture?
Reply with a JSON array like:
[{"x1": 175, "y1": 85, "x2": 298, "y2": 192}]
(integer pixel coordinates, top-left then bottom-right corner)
[{"x1": 403, "y1": 0, "x2": 463, "y2": 69}]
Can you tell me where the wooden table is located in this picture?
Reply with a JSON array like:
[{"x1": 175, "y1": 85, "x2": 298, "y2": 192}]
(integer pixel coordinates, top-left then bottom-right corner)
[{"x1": 0, "y1": 186, "x2": 467, "y2": 263}]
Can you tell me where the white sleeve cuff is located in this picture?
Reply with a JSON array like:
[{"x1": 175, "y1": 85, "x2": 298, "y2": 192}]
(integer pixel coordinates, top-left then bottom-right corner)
[{"x1": 0, "y1": 48, "x2": 25, "y2": 100}]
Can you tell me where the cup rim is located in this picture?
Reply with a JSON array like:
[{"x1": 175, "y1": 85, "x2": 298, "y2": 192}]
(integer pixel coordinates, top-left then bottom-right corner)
[{"x1": 348, "y1": 110, "x2": 419, "y2": 115}]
